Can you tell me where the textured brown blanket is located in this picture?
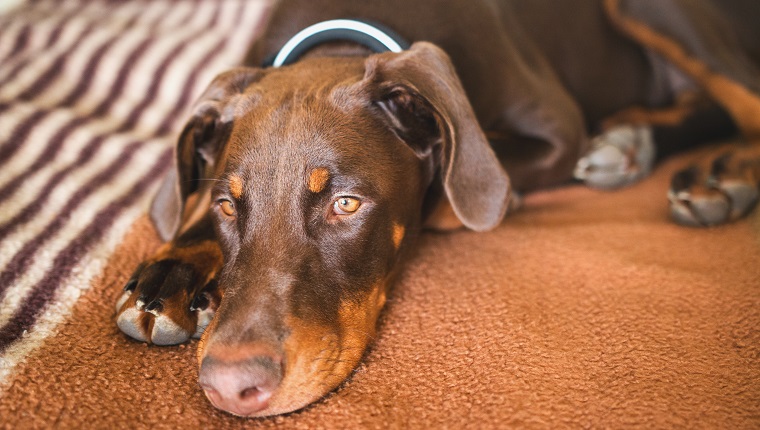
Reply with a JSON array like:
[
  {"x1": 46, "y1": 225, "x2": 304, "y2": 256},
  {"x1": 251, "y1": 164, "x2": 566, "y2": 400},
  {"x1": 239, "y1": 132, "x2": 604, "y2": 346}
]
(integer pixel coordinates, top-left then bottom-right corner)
[{"x1": 1, "y1": 1, "x2": 758, "y2": 429}]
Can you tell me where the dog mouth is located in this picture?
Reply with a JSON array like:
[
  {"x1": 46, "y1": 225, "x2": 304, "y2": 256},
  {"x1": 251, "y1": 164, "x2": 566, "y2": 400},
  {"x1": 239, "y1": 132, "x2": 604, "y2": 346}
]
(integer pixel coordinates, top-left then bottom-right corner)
[
  {"x1": 197, "y1": 329, "x2": 371, "y2": 417},
  {"x1": 196, "y1": 283, "x2": 387, "y2": 417}
]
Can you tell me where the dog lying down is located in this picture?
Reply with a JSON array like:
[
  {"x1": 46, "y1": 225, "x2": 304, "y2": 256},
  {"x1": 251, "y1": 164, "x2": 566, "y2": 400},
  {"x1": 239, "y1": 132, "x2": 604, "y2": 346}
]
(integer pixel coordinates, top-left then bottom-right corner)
[{"x1": 114, "y1": 0, "x2": 760, "y2": 417}]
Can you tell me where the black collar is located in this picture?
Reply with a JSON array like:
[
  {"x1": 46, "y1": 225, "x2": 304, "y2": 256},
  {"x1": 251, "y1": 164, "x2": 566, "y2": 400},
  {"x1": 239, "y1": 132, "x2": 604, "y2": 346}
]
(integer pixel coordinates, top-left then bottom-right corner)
[{"x1": 264, "y1": 19, "x2": 410, "y2": 68}]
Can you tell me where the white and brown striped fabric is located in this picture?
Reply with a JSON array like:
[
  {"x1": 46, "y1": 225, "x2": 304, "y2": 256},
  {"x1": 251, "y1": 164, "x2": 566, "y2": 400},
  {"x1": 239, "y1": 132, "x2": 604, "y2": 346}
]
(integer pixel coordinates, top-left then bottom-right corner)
[{"x1": 0, "y1": 0, "x2": 268, "y2": 385}]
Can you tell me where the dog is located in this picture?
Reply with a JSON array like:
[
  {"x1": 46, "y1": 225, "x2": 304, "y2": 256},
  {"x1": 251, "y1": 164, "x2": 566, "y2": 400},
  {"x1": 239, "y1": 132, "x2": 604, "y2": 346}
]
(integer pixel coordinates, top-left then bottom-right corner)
[{"x1": 114, "y1": 0, "x2": 760, "y2": 417}]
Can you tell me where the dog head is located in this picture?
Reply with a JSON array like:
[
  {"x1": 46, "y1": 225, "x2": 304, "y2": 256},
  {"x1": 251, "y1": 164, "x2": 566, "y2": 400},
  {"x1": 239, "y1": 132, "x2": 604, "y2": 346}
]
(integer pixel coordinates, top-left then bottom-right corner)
[{"x1": 151, "y1": 42, "x2": 510, "y2": 417}]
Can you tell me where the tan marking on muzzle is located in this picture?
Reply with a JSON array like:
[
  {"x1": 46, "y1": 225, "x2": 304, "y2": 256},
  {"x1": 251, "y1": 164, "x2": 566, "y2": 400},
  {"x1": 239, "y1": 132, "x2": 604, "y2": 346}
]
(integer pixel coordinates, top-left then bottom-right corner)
[
  {"x1": 201, "y1": 343, "x2": 282, "y2": 364},
  {"x1": 233, "y1": 280, "x2": 390, "y2": 417},
  {"x1": 229, "y1": 175, "x2": 244, "y2": 199},
  {"x1": 308, "y1": 168, "x2": 330, "y2": 193},
  {"x1": 197, "y1": 311, "x2": 221, "y2": 366},
  {"x1": 336, "y1": 281, "x2": 387, "y2": 356},
  {"x1": 392, "y1": 223, "x2": 405, "y2": 249}
]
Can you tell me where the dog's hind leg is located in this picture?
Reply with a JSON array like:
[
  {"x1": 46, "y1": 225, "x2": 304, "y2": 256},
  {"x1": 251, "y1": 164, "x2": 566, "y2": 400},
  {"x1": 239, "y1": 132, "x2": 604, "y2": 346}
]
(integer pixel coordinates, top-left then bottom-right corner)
[
  {"x1": 604, "y1": 0, "x2": 760, "y2": 138},
  {"x1": 574, "y1": 95, "x2": 738, "y2": 189},
  {"x1": 575, "y1": 91, "x2": 759, "y2": 225},
  {"x1": 573, "y1": 124, "x2": 656, "y2": 190},
  {"x1": 115, "y1": 212, "x2": 223, "y2": 345}
]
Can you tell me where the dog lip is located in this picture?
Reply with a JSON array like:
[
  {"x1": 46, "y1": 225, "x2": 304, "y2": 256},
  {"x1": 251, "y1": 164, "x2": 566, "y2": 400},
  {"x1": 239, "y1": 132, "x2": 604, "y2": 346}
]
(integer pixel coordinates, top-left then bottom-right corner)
[{"x1": 202, "y1": 385, "x2": 273, "y2": 417}]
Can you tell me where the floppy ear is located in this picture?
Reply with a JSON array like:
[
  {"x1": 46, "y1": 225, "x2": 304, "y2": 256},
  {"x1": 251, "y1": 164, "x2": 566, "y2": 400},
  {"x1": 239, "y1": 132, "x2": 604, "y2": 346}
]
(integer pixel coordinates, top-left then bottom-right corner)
[
  {"x1": 150, "y1": 68, "x2": 261, "y2": 241},
  {"x1": 364, "y1": 42, "x2": 511, "y2": 231}
]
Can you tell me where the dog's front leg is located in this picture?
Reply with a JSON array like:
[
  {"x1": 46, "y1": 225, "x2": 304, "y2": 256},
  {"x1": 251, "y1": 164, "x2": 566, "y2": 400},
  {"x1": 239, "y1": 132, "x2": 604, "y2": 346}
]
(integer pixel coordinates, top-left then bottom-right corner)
[{"x1": 115, "y1": 213, "x2": 223, "y2": 345}]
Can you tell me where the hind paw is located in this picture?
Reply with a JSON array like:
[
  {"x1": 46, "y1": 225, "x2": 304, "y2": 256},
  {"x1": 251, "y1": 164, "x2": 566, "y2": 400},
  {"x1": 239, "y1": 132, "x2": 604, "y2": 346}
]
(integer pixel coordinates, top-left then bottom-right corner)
[
  {"x1": 669, "y1": 151, "x2": 760, "y2": 227},
  {"x1": 574, "y1": 125, "x2": 656, "y2": 189},
  {"x1": 115, "y1": 242, "x2": 223, "y2": 345}
]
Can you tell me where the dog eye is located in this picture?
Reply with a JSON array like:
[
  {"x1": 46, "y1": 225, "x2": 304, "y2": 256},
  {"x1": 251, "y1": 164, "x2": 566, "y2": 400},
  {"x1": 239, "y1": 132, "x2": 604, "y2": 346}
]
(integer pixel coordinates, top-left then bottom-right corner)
[
  {"x1": 333, "y1": 197, "x2": 361, "y2": 215},
  {"x1": 218, "y1": 199, "x2": 236, "y2": 217}
]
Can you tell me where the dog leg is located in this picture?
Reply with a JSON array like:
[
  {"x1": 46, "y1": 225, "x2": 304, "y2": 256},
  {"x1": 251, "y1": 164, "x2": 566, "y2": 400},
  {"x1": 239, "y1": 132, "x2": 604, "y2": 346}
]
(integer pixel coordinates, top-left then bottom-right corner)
[
  {"x1": 576, "y1": 94, "x2": 690, "y2": 190},
  {"x1": 115, "y1": 214, "x2": 222, "y2": 345},
  {"x1": 574, "y1": 124, "x2": 656, "y2": 190},
  {"x1": 576, "y1": 96, "x2": 737, "y2": 190},
  {"x1": 605, "y1": 0, "x2": 760, "y2": 138},
  {"x1": 669, "y1": 144, "x2": 760, "y2": 226}
]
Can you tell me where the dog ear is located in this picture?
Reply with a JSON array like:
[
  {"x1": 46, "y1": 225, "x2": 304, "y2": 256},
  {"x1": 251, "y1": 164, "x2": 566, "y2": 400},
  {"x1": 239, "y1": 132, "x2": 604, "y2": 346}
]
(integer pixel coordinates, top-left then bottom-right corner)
[
  {"x1": 365, "y1": 42, "x2": 511, "y2": 231},
  {"x1": 150, "y1": 108, "x2": 231, "y2": 241},
  {"x1": 150, "y1": 68, "x2": 260, "y2": 241}
]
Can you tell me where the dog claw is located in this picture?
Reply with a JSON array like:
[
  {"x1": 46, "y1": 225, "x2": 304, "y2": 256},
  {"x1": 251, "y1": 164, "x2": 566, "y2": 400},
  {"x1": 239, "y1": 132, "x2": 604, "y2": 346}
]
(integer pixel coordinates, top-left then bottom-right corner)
[
  {"x1": 189, "y1": 293, "x2": 210, "y2": 312},
  {"x1": 124, "y1": 278, "x2": 138, "y2": 292},
  {"x1": 575, "y1": 125, "x2": 655, "y2": 189},
  {"x1": 144, "y1": 299, "x2": 164, "y2": 314}
]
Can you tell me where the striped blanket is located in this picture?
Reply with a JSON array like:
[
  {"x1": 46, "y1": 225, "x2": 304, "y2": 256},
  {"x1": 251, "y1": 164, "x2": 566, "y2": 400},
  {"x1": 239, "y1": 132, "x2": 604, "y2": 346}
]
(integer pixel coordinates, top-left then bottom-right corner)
[{"x1": 0, "y1": 0, "x2": 268, "y2": 385}]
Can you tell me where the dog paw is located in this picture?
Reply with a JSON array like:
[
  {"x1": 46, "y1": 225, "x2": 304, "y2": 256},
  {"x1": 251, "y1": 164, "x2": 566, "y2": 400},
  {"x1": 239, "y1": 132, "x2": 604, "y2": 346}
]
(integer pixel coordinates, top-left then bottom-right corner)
[
  {"x1": 574, "y1": 125, "x2": 656, "y2": 189},
  {"x1": 115, "y1": 244, "x2": 223, "y2": 345},
  {"x1": 668, "y1": 151, "x2": 760, "y2": 227}
]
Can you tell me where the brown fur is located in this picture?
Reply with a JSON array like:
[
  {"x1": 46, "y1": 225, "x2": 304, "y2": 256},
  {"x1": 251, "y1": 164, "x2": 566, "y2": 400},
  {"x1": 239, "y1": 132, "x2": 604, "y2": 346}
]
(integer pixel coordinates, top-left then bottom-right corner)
[{"x1": 601, "y1": 98, "x2": 704, "y2": 130}]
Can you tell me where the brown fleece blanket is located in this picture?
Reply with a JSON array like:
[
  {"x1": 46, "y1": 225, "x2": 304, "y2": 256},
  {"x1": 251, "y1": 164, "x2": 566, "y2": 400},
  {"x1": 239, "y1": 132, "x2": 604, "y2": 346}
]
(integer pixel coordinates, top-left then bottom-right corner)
[{"x1": 1, "y1": 1, "x2": 759, "y2": 428}]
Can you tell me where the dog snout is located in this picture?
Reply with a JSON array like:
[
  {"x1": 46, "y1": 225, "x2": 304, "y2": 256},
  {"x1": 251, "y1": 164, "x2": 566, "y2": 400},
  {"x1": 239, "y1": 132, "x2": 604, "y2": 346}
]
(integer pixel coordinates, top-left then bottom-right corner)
[{"x1": 199, "y1": 347, "x2": 283, "y2": 416}]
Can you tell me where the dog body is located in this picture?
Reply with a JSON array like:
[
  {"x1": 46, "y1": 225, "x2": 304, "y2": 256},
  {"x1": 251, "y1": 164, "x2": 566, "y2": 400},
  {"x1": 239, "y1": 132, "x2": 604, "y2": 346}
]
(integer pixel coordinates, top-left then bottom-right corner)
[
  {"x1": 248, "y1": 0, "x2": 760, "y2": 192},
  {"x1": 249, "y1": 0, "x2": 672, "y2": 192},
  {"x1": 114, "y1": 0, "x2": 760, "y2": 417}
]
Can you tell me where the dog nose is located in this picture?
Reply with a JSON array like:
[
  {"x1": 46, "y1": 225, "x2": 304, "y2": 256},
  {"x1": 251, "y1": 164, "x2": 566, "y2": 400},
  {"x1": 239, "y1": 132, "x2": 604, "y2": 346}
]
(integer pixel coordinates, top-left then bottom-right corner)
[{"x1": 198, "y1": 349, "x2": 283, "y2": 416}]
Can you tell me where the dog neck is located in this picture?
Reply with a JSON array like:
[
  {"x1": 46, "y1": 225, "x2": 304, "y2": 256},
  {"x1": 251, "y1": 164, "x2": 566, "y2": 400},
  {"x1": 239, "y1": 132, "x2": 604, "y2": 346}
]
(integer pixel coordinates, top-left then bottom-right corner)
[{"x1": 265, "y1": 19, "x2": 409, "y2": 67}]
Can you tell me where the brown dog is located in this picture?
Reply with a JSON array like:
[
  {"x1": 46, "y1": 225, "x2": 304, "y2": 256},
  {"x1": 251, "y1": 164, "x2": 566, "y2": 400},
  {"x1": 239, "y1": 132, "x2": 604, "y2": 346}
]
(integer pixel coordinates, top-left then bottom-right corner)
[{"x1": 115, "y1": 0, "x2": 760, "y2": 417}]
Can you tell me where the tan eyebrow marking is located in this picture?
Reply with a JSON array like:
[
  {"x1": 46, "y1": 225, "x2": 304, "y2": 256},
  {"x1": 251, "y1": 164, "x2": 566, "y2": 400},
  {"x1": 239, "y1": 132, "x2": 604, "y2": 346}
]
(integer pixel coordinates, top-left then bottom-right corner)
[
  {"x1": 229, "y1": 175, "x2": 243, "y2": 199},
  {"x1": 392, "y1": 223, "x2": 405, "y2": 249},
  {"x1": 308, "y1": 168, "x2": 330, "y2": 193}
]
